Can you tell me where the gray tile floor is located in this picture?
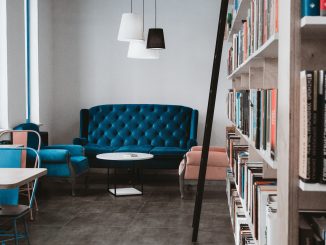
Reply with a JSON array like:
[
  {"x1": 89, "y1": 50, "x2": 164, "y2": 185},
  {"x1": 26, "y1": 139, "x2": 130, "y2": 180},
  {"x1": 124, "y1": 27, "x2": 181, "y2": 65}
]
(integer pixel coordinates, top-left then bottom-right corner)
[{"x1": 27, "y1": 169, "x2": 234, "y2": 245}]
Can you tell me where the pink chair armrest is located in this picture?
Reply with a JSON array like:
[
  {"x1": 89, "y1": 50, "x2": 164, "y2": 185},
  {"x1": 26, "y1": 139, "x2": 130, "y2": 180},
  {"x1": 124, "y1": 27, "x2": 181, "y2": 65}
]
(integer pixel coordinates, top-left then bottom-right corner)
[
  {"x1": 191, "y1": 146, "x2": 226, "y2": 152},
  {"x1": 185, "y1": 150, "x2": 228, "y2": 167}
]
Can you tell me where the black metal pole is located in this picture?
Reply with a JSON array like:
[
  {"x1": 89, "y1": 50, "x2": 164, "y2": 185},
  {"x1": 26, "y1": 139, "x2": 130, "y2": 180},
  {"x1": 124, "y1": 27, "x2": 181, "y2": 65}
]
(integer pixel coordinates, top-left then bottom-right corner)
[{"x1": 192, "y1": 0, "x2": 229, "y2": 242}]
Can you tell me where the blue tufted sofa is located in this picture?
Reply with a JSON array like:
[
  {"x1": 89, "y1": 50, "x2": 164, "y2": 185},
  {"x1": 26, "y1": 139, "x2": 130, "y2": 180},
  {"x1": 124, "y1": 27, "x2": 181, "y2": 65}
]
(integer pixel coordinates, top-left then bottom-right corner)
[{"x1": 73, "y1": 104, "x2": 198, "y2": 169}]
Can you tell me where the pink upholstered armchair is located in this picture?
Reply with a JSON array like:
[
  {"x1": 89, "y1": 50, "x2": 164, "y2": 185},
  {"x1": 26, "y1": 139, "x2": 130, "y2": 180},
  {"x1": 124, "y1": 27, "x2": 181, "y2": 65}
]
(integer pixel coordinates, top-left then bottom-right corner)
[{"x1": 178, "y1": 146, "x2": 229, "y2": 198}]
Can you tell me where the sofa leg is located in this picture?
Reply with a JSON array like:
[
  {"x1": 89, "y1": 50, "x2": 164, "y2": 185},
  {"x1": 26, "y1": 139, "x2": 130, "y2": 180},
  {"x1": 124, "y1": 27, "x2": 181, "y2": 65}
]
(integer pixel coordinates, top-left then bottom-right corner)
[
  {"x1": 71, "y1": 178, "x2": 76, "y2": 197},
  {"x1": 179, "y1": 171, "x2": 185, "y2": 199},
  {"x1": 84, "y1": 173, "x2": 89, "y2": 191}
]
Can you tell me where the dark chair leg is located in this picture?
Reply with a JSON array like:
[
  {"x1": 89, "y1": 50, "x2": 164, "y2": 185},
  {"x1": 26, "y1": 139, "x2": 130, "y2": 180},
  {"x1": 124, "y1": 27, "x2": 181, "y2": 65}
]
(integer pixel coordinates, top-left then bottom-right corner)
[
  {"x1": 71, "y1": 177, "x2": 76, "y2": 196},
  {"x1": 84, "y1": 173, "x2": 89, "y2": 191},
  {"x1": 13, "y1": 219, "x2": 18, "y2": 245},
  {"x1": 23, "y1": 216, "x2": 30, "y2": 245}
]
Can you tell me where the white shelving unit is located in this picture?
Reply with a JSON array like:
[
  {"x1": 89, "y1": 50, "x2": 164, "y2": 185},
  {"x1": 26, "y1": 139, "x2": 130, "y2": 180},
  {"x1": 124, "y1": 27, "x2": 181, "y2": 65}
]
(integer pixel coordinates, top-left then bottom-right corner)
[
  {"x1": 299, "y1": 180, "x2": 326, "y2": 192},
  {"x1": 231, "y1": 122, "x2": 277, "y2": 169},
  {"x1": 227, "y1": 34, "x2": 279, "y2": 80},
  {"x1": 301, "y1": 16, "x2": 326, "y2": 38}
]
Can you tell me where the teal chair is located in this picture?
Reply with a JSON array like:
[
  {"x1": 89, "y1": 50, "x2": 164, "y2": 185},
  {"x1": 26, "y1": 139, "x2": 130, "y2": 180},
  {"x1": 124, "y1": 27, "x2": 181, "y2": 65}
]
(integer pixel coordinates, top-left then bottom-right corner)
[
  {"x1": 0, "y1": 147, "x2": 40, "y2": 245},
  {"x1": 14, "y1": 123, "x2": 89, "y2": 196}
]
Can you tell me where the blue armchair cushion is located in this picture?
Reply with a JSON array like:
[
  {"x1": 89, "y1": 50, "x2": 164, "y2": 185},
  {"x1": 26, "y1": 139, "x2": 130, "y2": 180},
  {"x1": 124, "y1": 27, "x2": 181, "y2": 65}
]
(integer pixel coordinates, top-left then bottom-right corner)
[
  {"x1": 39, "y1": 149, "x2": 69, "y2": 163},
  {"x1": 115, "y1": 145, "x2": 153, "y2": 153},
  {"x1": 43, "y1": 144, "x2": 84, "y2": 156},
  {"x1": 42, "y1": 156, "x2": 88, "y2": 177},
  {"x1": 150, "y1": 147, "x2": 187, "y2": 156}
]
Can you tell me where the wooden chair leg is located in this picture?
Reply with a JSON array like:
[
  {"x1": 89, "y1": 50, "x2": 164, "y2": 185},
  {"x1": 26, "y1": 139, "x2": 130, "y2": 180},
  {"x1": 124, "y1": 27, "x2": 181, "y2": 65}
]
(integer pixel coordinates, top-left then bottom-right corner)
[
  {"x1": 26, "y1": 184, "x2": 34, "y2": 221},
  {"x1": 179, "y1": 170, "x2": 185, "y2": 199},
  {"x1": 84, "y1": 173, "x2": 89, "y2": 191}
]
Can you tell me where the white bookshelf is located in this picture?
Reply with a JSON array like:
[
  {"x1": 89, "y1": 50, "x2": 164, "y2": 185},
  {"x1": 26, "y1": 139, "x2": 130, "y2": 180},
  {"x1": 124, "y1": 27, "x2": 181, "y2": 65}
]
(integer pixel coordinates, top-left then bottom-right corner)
[
  {"x1": 227, "y1": 33, "x2": 279, "y2": 80},
  {"x1": 227, "y1": 0, "x2": 251, "y2": 42},
  {"x1": 233, "y1": 124, "x2": 277, "y2": 169},
  {"x1": 301, "y1": 16, "x2": 326, "y2": 38},
  {"x1": 299, "y1": 180, "x2": 326, "y2": 192}
]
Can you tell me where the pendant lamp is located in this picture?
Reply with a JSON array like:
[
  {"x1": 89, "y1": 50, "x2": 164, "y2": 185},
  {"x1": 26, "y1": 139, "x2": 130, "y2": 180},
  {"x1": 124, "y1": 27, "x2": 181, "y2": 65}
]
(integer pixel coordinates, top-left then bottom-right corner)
[
  {"x1": 118, "y1": 0, "x2": 144, "y2": 41},
  {"x1": 127, "y1": 0, "x2": 159, "y2": 59},
  {"x1": 147, "y1": 0, "x2": 165, "y2": 49}
]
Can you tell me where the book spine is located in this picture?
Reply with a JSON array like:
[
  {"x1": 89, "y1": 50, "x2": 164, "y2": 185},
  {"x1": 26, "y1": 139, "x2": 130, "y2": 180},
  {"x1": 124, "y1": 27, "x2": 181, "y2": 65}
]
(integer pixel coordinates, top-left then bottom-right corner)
[
  {"x1": 311, "y1": 70, "x2": 319, "y2": 182},
  {"x1": 275, "y1": 0, "x2": 278, "y2": 33},
  {"x1": 322, "y1": 71, "x2": 326, "y2": 182},
  {"x1": 270, "y1": 89, "x2": 277, "y2": 160},
  {"x1": 301, "y1": 0, "x2": 320, "y2": 17},
  {"x1": 256, "y1": 90, "x2": 261, "y2": 149},
  {"x1": 321, "y1": 0, "x2": 326, "y2": 16},
  {"x1": 299, "y1": 71, "x2": 312, "y2": 182}
]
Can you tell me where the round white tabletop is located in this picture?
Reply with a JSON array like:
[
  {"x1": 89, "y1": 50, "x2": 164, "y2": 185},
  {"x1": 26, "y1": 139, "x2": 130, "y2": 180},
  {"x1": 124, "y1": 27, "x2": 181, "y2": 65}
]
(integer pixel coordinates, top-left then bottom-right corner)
[{"x1": 96, "y1": 152, "x2": 154, "y2": 161}]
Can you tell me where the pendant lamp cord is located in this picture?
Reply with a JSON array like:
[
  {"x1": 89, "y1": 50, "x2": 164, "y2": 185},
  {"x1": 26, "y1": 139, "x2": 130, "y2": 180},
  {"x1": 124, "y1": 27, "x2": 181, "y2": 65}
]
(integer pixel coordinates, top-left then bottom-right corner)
[
  {"x1": 142, "y1": 0, "x2": 144, "y2": 33},
  {"x1": 131, "y1": 0, "x2": 133, "y2": 13},
  {"x1": 155, "y1": 0, "x2": 157, "y2": 27}
]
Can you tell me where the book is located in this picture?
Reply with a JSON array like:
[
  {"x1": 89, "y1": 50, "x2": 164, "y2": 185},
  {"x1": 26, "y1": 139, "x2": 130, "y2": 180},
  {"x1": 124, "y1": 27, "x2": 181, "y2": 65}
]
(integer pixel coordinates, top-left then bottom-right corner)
[
  {"x1": 321, "y1": 0, "x2": 326, "y2": 16},
  {"x1": 299, "y1": 71, "x2": 318, "y2": 182},
  {"x1": 301, "y1": 0, "x2": 320, "y2": 16},
  {"x1": 270, "y1": 89, "x2": 277, "y2": 160},
  {"x1": 321, "y1": 71, "x2": 326, "y2": 183}
]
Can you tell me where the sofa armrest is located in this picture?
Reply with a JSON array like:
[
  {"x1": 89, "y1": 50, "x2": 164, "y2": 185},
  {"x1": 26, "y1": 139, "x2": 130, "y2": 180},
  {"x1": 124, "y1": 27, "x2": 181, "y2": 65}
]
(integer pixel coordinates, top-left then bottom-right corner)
[
  {"x1": 73, "y1": 137, "x2": 88, "y2": 146},
  {"x1": 39, "y1": 149, "x2": 69, "y2": 163},
  {"x1": 42, "y1": 145, "x2": 84, "y2": 156}
]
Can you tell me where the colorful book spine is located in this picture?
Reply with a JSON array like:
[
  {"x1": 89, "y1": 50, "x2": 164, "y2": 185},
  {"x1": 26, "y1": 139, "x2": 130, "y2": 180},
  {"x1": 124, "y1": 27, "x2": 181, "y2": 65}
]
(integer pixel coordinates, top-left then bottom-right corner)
[
  {"x1": 321, "y1": 0, "x2": 326, "y2": 16},
  {"x1": 301, "y1": 0, "x2": 320, "y2": 16},
  {"x1": 270, "y1": 89, "x2": 277, "y2": 160}
]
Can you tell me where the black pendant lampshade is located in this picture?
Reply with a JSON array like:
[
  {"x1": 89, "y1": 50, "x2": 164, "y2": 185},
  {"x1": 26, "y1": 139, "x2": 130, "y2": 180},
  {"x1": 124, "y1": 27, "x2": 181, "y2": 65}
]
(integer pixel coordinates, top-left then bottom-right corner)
[{"x1": 147, "y1": 28, "x2": 165, "y2": 49}]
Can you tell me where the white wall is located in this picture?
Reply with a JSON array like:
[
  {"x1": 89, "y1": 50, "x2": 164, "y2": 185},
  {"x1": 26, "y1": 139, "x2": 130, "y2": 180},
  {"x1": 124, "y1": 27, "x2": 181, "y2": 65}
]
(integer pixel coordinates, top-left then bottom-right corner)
[
  {"x1": 7, "y1": 0, "x2": 26, "y2": 128},
  {"x1": 38, "y1": 0, "x2": 54, "y2": 139},
  {"x1": 45, "y1": 0, "x2": 231, "y2": 145}
]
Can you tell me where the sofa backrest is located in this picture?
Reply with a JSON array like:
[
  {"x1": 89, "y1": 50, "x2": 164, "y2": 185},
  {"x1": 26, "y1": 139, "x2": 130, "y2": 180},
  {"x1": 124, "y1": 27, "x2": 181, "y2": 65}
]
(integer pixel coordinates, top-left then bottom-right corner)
[{"x1": 81, "y1": 104, "x2": 198, "y2": 149}]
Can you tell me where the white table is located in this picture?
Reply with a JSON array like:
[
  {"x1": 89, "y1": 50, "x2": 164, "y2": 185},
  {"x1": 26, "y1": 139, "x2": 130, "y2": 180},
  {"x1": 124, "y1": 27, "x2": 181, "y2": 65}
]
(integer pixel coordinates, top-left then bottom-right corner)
[
  {"x1": 96, "y1": 152, "x2": 153, "y2": 196},
  {"x1": 0, "y1": 168, "x2": 47, "y2": 189}
]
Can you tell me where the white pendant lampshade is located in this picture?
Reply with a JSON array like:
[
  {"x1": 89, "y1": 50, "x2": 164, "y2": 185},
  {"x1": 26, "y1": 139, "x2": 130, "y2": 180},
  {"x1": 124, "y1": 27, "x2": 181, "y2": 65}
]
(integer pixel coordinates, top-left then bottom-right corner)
[
  {"x1": 118, "y1": 13, "x2": 144, "y2": 41},
  {"x1": 127, "y1": 40, "x2": 159, "y2": 59}
]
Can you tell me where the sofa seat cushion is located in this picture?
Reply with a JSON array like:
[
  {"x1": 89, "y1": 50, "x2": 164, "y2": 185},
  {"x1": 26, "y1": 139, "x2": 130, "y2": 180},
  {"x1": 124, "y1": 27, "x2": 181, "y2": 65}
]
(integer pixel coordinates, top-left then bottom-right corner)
[
  {"x1": 71, "y1": 156, "x2": 89, "y2": 175},
  {"x1": 115, "y1": 145, "x2": 153, "y2": 153},
  {"x1": 84, "y1": 144, "x2": 118, "y2": 158},
  {"x1": 150, "y1": 147, "x2": 187, "y2": 156}
]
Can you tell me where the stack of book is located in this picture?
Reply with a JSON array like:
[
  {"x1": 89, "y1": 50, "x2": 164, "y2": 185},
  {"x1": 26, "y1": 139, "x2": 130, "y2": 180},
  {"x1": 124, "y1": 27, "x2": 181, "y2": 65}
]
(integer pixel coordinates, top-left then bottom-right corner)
[
  {"x1": 299, "y1": 70, "x2": 326, "y2": 184},
  {"x1": 227, "y1": 0, "x2": 279, "y2": 74},
  {"x1": 226, "y1": 169, "x2": 256, "y2": 245},
  {"x1": 300, "y1": 212, "x2": 326, "y2": 244},
  {"x1": 227, "y1": 89, "x2": 278, "y2": 160},
  {"x1": 226, "y1": 126, "x2": 278, "y2": 244},
  {"x1": 226, "y1": 167, "x2": 278, "y2": 244},
  {"x1": 301, "y1": 0, "x2": 326, "y2": 17}
]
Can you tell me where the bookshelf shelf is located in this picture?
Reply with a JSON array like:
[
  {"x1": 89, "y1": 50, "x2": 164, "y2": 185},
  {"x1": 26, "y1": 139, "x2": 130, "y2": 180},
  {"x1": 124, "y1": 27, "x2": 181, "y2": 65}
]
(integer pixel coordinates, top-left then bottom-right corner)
[
  {"x1": 227, "y1": 0, "x2": 250, "y2": 42},
  {"x1": 299, "y1": 180, "x2": 326, "y2": 192},
  {"x1": 231, "y1": 123, "x2": 277, "y2": 169},
  {"x1": 227, "y1": 34, "x2": 279, "y2": 80},
  {"x1": 301, "y1": 16, "x2": 326, "y2": 38}
]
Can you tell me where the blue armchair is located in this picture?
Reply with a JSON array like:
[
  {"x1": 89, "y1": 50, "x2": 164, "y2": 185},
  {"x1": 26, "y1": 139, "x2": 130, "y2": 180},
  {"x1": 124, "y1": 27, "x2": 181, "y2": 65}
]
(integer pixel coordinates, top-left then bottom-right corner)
[{"x1": 14, "y1": 123, "x2": 89, "y2": 196}]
